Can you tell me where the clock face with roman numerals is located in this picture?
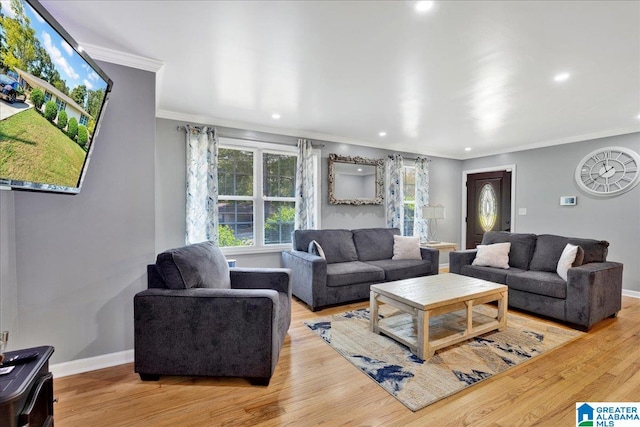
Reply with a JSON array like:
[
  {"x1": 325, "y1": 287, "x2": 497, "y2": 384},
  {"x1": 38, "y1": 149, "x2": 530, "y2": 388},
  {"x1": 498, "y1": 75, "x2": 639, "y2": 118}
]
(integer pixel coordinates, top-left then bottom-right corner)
[{"x1": 575, "y1": 146, "x2": 640, "y2": 196}]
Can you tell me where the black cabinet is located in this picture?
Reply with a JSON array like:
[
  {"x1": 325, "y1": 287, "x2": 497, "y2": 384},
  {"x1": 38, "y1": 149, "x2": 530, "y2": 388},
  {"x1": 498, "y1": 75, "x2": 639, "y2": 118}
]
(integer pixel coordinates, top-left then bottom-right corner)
[{"x1": 0, "y1": 346, "x2": 55, "y2": 427}]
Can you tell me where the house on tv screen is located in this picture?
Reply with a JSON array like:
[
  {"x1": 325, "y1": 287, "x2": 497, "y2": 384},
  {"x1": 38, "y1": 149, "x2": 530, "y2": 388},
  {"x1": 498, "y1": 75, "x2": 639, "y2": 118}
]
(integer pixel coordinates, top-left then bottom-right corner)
[{"x1": 13, "y1": 67, "x2": 93, "y2": 130}]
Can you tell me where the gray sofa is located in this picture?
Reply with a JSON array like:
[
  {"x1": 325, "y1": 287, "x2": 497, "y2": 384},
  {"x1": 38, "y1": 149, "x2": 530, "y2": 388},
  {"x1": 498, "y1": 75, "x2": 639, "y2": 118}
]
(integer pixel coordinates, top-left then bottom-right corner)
[
  {"x1": 281, "y1": 228, "x2": 439, "y2": 311},
  {"x1": 134, "y1": 241, "x2": 292, "y2": 385},
  {"x1": 450, "y1": 231, "x2": 623, "y2": 330}
]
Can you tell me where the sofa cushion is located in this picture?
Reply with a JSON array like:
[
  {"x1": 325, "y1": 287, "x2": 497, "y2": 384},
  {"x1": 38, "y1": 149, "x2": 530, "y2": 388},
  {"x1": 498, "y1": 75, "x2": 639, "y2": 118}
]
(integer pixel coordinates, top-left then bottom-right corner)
[
  {"x1": 506, "y1": 271, "x2": 567, "y2": 299},
  {"x1": 481, "y1": 231, "x2": 537, "y2": 270},
  {"x1": 472, "y1": 243, "x2": 511, "y2": 269},
  {"x1": 156, "y1": 241, "x2": 231, "y2": 290},
  {"x1": 292, "y1": 229, "x2": 358, "y2": 264},
  {"x1": 392, "y1": 235, "x2": 422, "y2": 260},
  {"x1": 529, "y1": 234, "x2": 609, "y2": 272},
  {"x1": 352, "y1": 228, "x2": 400, "y2": 261},
  {"x1": 459, "y1": 265, "x2": 526, "y2": 285},
  {"x1": 366, "y1": 259, "x2": 432, "y2": 282},
  {"x1": 326, "y1": 261, "x2": 385, "y2": 287},
  {"x1": 567, "y1": 237, "x2": 608, "y2": 264}
]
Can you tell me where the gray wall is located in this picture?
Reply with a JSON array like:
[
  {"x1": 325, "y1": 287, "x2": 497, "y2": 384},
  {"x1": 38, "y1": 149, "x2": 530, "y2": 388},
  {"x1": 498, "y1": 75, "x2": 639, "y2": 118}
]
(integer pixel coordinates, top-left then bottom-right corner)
[
  {"x1": 0, "y1": 62, "x2": 156, "y2": 362},
  {"x1": 155, "y1": 118, "x2": 463, "y2": 267},
  {"x1": 0, "y1": 192, "x2": 18, "y2": 339},
  {"x1": 462, "y1": 132, "x2": 640, "y2": 292}
]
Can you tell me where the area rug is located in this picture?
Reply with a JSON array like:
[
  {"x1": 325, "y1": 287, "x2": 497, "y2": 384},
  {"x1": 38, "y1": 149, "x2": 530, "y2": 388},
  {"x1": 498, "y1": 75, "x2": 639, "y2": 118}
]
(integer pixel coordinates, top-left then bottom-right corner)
[{"x1": 304, "y1": 305, "x2": 583, "y2": 411}]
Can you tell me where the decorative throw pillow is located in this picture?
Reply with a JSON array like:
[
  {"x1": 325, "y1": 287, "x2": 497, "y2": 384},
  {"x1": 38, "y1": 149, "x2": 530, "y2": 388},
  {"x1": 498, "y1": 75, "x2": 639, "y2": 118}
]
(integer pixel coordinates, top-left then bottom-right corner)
[
  {"x1": 308, "y1": 240, "x2": 326, "y2": 259},
  {"x1": 472, "y1": 242, "x2": 511, "y2": 269},
  {"x1": 556, "y1": 243, "x2": 579, "y2": 281},
  {"x1": 392, "y1": 235, "x2": 422, "y2": 260}
]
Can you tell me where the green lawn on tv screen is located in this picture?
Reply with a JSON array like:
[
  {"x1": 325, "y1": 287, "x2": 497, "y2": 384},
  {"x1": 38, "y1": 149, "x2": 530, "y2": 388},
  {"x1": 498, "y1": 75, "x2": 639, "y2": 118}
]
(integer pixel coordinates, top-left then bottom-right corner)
[{"x1": 0, "y1": 108, "x2": 86, "y2": 188}]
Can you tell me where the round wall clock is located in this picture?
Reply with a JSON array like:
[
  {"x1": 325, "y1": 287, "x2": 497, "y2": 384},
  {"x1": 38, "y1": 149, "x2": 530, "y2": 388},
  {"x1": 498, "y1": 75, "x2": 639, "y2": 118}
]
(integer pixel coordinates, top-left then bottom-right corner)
[{"x1": 575, "y1": 146, "x2": 640, "y2": 197}]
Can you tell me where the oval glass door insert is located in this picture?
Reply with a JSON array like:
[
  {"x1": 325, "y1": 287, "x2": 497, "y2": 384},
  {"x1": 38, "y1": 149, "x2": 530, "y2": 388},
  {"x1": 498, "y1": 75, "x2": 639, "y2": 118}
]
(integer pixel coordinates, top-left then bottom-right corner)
[{"x1": 478, "y1": 183, "x2": 497, "y2": 232}]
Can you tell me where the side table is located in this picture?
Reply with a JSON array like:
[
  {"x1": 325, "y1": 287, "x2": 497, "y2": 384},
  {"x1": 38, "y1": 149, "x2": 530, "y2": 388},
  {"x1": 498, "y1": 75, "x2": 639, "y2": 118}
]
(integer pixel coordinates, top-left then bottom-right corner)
[
  {"x1": 421, "y1": 242, "x2": 458, "y2": 270},
  {"x1": 0, "y1": 346, "x2": 55, "y2": 427},
  {"x1": 420, "y1": 242, "x2": 458, "y2": 252}
]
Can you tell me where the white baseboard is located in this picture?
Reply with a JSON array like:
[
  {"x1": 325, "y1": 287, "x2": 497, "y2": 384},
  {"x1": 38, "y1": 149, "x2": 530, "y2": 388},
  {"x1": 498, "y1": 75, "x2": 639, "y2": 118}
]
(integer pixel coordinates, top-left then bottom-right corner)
[
  {"x1": 51, "y1": 349, "x2": 134, "y2": 378},
  {"x1": 49, "y1": 287, "x2": 639, "y2": 378}
]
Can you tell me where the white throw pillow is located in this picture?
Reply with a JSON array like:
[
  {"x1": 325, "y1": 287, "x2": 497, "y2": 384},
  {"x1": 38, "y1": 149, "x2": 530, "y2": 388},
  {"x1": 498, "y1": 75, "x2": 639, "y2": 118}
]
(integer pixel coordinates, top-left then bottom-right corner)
[
  {"x1": 308, "y1": 240, "x2": 326, "y2": 259},
  {"x1": 392, "y1": 235, "x2": 422, "y2": 260},
  {"x1": 556, "y1": 243, "x2": 579, "y2": 281},
  {"x1": 472, "y1": 242, "x2": 511, "y2": 269}
]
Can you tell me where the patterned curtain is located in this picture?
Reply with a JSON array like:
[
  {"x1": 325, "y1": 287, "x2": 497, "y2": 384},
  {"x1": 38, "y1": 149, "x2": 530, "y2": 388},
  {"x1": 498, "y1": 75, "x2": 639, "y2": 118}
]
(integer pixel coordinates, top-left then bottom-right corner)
[
  {"x1": 185, "y1": 125, "x2": 219, "y2": 245},
  {"x1": 385, "y1": 154, "x2": 404, "y2": 230},
  {"x1": 413, "y1": 157, "x2": 430, "y2": 242},
  {"x1": 295, "y1": 139, "x2": 316, "y2": 230}
]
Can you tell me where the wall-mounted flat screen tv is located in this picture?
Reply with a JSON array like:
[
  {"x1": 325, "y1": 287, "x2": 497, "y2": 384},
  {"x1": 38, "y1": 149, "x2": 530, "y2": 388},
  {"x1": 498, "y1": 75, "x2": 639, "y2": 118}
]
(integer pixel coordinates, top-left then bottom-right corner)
[{"x1": 0, "y1": 0, "x2": 113, "y2": 194}]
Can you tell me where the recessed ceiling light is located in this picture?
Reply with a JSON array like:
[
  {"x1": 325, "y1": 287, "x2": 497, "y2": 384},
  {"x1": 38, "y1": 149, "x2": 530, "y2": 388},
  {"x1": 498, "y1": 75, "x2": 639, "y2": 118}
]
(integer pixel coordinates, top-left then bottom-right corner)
[
  {"x1": 379, "y1": 131, "x2": 387, "y2": 137},
  {"x1": 415, "y1": 1, "x2": 435, "y2": 13},
  {"x1": 272, "y1": 113, "x2": 281, "y2": 119},
  {"x1": 553, "y1": 72, "x2": 571, "y2": 82},
  {"x1": 464, "y1": 147, "x2": 472, "y2": 152}
]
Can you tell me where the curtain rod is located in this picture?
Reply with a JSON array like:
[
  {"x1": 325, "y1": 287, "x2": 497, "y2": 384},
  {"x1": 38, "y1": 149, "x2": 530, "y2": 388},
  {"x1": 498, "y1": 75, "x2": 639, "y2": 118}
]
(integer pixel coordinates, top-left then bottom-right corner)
[{"x1": 177, "y1": 124, "x2": 324, "y2": 148}]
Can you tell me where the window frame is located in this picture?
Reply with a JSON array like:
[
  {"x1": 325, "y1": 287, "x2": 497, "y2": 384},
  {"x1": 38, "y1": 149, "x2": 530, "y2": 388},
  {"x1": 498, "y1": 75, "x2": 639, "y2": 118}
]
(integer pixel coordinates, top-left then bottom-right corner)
[
  {"x1": 55, "y1": 98, "x2": 66, "y2": 111},
  {"x1": 218, "y1": 137, "x2": 320, "y2": 255}
]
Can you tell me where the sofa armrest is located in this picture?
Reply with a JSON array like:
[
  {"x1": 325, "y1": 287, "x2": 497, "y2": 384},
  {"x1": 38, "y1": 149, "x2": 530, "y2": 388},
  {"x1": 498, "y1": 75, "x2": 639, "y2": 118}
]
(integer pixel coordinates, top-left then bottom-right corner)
[
  {"x1": 230, "y1": 268, "x2": 292, "y2": 297},
  {"x1": 419, "y1": 247, "x2": 440, "y2": 275},
  {"x1": 134, "y1": 288, "x2": 281, "y2": 379},
  {"x1": 281, "y1": 250, "x2": 327, "y2": 310},
  {"x1": 565, "y1": 261, "x2": 623, "y2": 330},
  {"x1": 449, "y1": 249, "x2": 477, "y2": 274}
]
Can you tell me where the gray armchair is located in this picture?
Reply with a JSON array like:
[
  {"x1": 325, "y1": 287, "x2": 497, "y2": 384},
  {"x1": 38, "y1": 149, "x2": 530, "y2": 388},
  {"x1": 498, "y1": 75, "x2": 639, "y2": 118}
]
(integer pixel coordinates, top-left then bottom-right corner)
[{"x1": 134, "y1": 241, "x2": 292, "y2": 385}]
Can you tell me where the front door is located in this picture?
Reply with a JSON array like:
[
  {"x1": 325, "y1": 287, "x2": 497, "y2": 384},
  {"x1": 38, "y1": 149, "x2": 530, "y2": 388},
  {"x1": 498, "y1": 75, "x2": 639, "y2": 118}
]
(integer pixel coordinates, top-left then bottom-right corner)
[{"x1": 466, "y1": 171, "x2": 512, "y2": 249}]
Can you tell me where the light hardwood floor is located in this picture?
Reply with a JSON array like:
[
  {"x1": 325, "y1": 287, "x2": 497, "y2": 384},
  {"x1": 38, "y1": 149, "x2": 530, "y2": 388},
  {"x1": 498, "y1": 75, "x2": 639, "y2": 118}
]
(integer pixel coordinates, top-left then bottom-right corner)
[{"x1": 54, "y1": 295, "x2": 640, "y2": 426}]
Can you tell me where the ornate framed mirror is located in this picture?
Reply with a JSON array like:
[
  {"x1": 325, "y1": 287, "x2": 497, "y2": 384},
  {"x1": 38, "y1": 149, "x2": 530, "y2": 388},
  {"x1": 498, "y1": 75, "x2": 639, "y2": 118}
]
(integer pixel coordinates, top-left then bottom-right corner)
[{"x1": 328, "y1": 153, "x2": 384, "y2": 205}]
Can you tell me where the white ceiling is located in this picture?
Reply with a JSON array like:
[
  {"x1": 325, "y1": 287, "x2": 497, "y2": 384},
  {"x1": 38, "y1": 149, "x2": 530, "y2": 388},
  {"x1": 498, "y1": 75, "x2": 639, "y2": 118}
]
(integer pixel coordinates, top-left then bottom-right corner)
[{"x1": 39, "y1": 0, "x2": 640, "y2": 159}]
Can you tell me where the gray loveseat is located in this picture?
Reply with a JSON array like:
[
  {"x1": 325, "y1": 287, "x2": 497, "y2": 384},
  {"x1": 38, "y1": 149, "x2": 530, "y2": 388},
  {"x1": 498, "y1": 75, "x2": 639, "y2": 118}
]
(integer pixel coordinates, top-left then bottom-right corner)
[
  {"x1": 281, "y1": 228, "x2": 439, "y2": 311},
  {"x1": 134, "y1": 241, "x2": 292, "y2": 385},
  {"x1": 450, "y1": 231, "x2": 623, "y2": 330}
]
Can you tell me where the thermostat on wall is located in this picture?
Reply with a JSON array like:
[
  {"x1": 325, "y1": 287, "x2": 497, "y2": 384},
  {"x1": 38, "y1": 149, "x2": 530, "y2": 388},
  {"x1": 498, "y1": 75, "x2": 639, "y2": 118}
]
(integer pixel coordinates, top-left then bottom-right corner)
[{"x1": 560, "y1": 196, "x2": 577, "y2": 206}]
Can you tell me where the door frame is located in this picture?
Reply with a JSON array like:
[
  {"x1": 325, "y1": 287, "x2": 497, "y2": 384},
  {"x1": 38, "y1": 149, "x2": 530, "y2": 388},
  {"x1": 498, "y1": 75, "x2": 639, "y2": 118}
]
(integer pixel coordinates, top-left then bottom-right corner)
[{"x1": 461, "y1": 164, "x2": 517, "y2": 249}]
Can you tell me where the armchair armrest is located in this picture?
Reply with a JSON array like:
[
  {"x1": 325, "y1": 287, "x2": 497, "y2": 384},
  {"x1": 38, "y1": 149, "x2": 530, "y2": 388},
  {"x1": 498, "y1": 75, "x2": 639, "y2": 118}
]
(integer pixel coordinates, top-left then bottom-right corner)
[
  {"x1": 281, "y1": 250, "x2": 327, "y2": 310},
  {"x1": 449, "y1": 249, "x2": 477, "y2": 274},
  {"x1": 565, "y1": 261, "x2": 623, "y2": 330},
  {"x1": 134, "y1": 287, "x2": 281, "y2": 380},
  {"x1": 230, "y1": 268, "x2": 292, "y2": 296},
  {"x1": 420, "y1": 247, "x2": 440, "y2": 275}
]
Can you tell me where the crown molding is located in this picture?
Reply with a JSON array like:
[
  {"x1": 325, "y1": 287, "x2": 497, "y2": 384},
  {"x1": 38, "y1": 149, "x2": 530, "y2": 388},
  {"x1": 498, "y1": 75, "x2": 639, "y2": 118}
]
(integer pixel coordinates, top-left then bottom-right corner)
[
  {"x1": 80, "y1": 42, "x2": 164, "y2": 73},
  {"x1": 155, "y1": 109, "x2": 451, "y2": 159},
  {"x1": 456, "y1": 127, "x2": 640, "y2": 160},
  {"x1": 157, "y1": 110, "x2": 640, "y2": 161}
]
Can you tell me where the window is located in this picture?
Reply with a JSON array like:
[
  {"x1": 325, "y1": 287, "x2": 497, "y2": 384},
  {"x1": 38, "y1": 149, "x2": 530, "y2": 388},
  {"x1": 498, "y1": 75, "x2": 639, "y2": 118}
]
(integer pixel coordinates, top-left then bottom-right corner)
[
  {"x1": 55, "y1": 98, "x2": 66, "y2": 111},
  {"x1": 402, "y1": 165, "x2": 416, "y2": 236},
  {"x1": 218, "y1": 148, "x2": 255, "y2": 247},
  {"x1": 79, "y1": 114, "x2": 89, "y2": 126},
  {"x1": 217, "y1": 138, "x2": 318, "y2": 252},
  {"x1": 478, "y1": 183, "x2": 498, "y2": 232},
  {"x1": 44, "y1": 91, "x2": 52, "y2": 102}
]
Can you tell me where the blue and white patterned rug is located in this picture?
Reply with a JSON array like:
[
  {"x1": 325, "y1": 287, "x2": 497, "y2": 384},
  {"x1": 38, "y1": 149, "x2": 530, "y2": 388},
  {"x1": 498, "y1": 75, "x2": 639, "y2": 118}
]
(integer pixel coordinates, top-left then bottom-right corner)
[{"x1": 305, "y1": 305, "x2": 583, "y2": 411}]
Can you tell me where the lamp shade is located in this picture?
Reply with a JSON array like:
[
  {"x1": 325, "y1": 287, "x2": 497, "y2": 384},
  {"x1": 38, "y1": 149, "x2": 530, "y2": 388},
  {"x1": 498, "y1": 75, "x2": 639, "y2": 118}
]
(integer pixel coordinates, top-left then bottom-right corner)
[{"x1": 422, "y1": 205, "x2": 446, "y2": 219}]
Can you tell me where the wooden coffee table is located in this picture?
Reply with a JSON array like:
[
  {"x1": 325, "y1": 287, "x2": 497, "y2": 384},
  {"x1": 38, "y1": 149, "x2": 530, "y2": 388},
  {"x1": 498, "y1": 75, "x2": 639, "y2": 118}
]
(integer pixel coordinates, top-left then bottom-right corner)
[{"x1": 370, "y1": 273, "x2": 508, "y2": 359}]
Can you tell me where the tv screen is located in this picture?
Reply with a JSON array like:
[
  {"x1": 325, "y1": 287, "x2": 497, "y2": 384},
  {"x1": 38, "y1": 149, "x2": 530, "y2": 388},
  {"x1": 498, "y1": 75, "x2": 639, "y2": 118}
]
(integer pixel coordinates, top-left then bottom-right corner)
[{"x1": 0, "y1": 0, "x2": 112, "y2": 194}]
